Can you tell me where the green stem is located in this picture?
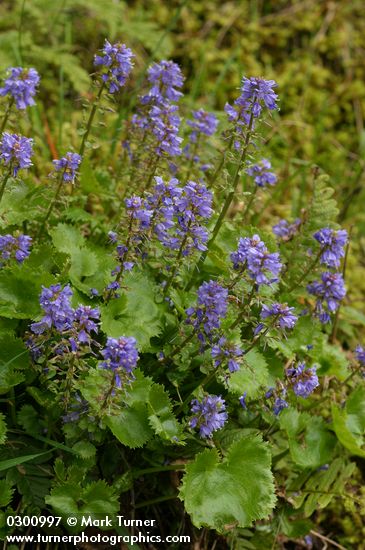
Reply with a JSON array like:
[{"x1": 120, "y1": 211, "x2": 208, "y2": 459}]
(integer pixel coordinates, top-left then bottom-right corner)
[
  {"x1": 79, "y1": 81, "x2": 105, "y2": 158},
  {"x1": 176, "y1": 369, "x2": 217, "y2": 415},
  {"x1": 229, "y1": 283, "x2": 256, "y2": 329},
  {"x1": 165, "y1": 330, "x2": 197, "y2": 361},
  {"x1": 163, "y1": 229, "x2": 190, "y2": 297},
  {"x1": 0, "y1": 167, "x2": 12, "y2": 204},
  {"x1": 185, "y1": 136, "x2": 200, "y2": 183},
  {"x1": 38, "y1": 171, "x2": 64, "y2": 237},
  {"x1": 286, "y1": 249, "x2": 322, "y2": 293},
  {"x1": 0, "y1": 97, "x2": 14, "y2": 134},
  {"x1": 134, "y1": 494, "x2": 178, "y2": 509},
  {"x1": 241, "y1": 185, "x2": 258, "y2": 223},
  {"x1": 208, "y1": 134, "x2": 234, "y2": 188},
  {"x1": 145, "y1": 154, "x2": 159, "y2": 190}
]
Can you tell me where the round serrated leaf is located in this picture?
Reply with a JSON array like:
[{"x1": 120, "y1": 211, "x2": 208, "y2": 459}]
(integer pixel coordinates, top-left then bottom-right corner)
[{"x1": 179, "y1": 435, "x2": 276, "y2": 531}]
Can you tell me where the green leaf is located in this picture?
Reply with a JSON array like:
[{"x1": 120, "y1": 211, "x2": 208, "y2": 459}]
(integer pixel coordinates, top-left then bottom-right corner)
[
  {"x1": 105, "y1": 404, "x2": 153, "y2": 449},
  {"x1": 17, "y1": 405, "x2": 43, "y2": 436},
  {"x1": 0, "y1": 413, "x2": 7, "y2": 445},
  {"x1": 147, "y1": 384, "x2": 184, "y2": 443},
  {"x1": 50, "y1": 223, "x2": 85, "y2": 252},
  {"x1": 101, "y1": 272, "x2": 163, "y2": 351},
  {"x1": 0, "y1": 267, "x2": 52, "y2": 319},
  {"x1": 317, "y1": 341, "x2": 349, "y2": 380},
  {"x1": 46, "y1": 480, "x2": 119, "y2": 531},
  {"x1": 51, "y1": 223, "x2": 99, "y2": 291},
  {"x1": 0, "y1": 451, "x2": 51, "y2": 473},
  {"x1": 280, "y1": 409, "x2": 336, "y2": 468},
  {"x1": 0, "y1": 332, "x2": 29, "y2": 370},
  {"x1": 346, "y1": 386, "x2": 365, "y2": 437},
  {"x1": 180, "y1": 435, "x2": 276, "y2": 531},
  {"x1": 72, "y1": 441, "x2": 97, "y2": 460},
  {"x1": 331, "y1": 404, "x2": 365, "y2": 458},
  {"x1": 0, "y1": 479, "x2": 14, "y2": 507},
  {"x1": 228, "y1": 350, "x2": 269, "y2": 398}
]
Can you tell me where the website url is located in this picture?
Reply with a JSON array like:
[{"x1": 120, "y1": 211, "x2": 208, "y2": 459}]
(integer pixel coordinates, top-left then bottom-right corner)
[{"x1": 6, "y1": 532, "x2": 191, "y2": 546}]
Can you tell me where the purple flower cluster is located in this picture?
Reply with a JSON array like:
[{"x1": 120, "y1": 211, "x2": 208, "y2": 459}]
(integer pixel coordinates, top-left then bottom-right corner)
[
  {"x1": 94, "y1": 40, "x2": 134, "y2": 93},
  {"x1": 149, "y1": 103, "x2": 183, "y2": 156},
  {"x1": 53, "y1": 152, "x2": 82, "y2": 182},
  {"x1": 186, "y1": 280, "x2": 228, "y2": 343},
  {"x1": 186, "y1": 109, "x2": 218, "y2": 143},
  {"x1": 0, "y1": 132, "x2": 33, "y2": 176},
  {"x1": 172, "y1": 180, "x2": 213, "y2": 254},
  {"x1": 30, "y1": 284, "x2": 100, "y2": 355},
  {"x1": 258, "y1": 303, "x2": 298, "y2": 332},
  {"x1": 273, "y1": 218, "x2": 301, "y2": 241},
  {"x1": 132, "y1": 60, "x2": 184, "y2": 158},
  {"x1": 31, "y1": 284, "x2": 74, "y2": 334},
  {"x1": 265, "y1": 387, "x2": 289, "y2": 415},
  {"x1": 246, "y1": 158, "x2": 277, "y2": 188},
  {"x1": 142, "y1": 60, "x2": 184, "y2": 106},
  {"x1": 0, "y1": 67, "x2": 40, "y2": 109},
  {"x1": 313, "y1": 228, "x2": 348, "y2": 268},
  {"x1": 190, "y1": 394, "x2": 228, "y2": 438},
  {"x1": 100, "y1": 336, "x2": 139, "y2": 388},
  {"x1": 273, "y1": 396, "x2": 289, "y2": 416},
  {"x1": 125, "y1": 195, "x2": 153, "y2": 230},
  {"x1": 0, "y1": 233, "x2": 32, "y2": 267},
  {"x1": 307, "y1": 272, "x2": 346, "y2": 323},
  {"x1": 230, "y1": 235, "x2": 282, "y2": 286},
  {"x1": 129, "y1": 177, "x2": 213, "y2": 256},
  {"x1": 211, "y1": 337, "x2": 243, "y2": 373},
  {"x1": 287, "y1": 362, "x2": 319, "y2": 398},
  {"x1": 225, "y1": 76, "x2": 278, "y2": 133},
  {"x1": 72, "y1": 306, "x2": 100, "y2": 346}
]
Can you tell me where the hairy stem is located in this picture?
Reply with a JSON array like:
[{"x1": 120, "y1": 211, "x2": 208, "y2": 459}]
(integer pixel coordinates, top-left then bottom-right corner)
[
  {"x1": 79, "y1": 81, "x2": 105, "y2": 158},
  {"x1": 0, "y1": 167, "x2": 12, "y2": 204},
  {"x1": 38, "y1": 171, "x2": 65, "y2": 237},
  {"x1": 0, "y1": 97, "x2": 14, "y2": 134}
]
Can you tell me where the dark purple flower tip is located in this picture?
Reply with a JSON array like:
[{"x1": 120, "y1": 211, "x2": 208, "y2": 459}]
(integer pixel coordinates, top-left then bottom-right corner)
[{"x1": 239, "y1": 392, "x2": 247, "y2": 409}]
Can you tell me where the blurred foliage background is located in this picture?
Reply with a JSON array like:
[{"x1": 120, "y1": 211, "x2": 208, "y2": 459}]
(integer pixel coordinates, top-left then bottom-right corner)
[{"x1": 1, "y1": 1, "x2": 365, "y2": 546}]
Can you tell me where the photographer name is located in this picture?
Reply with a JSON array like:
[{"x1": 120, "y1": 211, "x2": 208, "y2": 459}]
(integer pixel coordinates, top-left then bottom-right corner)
[{"x1": 81, "y1": 515, "x2": 156, "y2": 528}]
